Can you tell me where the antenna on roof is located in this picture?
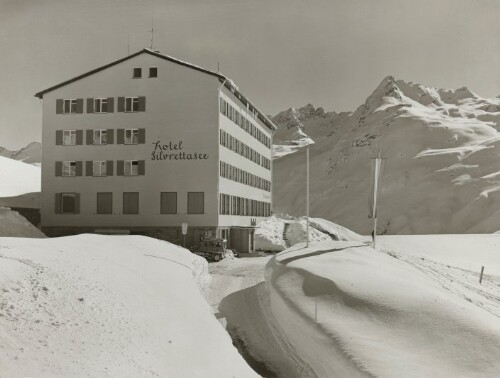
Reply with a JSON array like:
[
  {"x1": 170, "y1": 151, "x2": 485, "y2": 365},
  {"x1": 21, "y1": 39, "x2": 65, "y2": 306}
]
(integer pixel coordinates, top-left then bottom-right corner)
[
  {"x1": 149, "y1": 9, "x2": 154, "y2": 50},
  {"x1": 217, "y1": 62, "x2": 220, "y2": 73},
  {"x1": 127, "y1": 33, "x2": 130, "y2": 56}
]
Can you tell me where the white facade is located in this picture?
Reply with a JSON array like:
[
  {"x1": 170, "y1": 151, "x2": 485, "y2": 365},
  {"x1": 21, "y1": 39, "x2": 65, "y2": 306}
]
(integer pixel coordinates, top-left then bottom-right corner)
[{"x1": 36, "y1": 49, "x2": 276, "y2": 249}]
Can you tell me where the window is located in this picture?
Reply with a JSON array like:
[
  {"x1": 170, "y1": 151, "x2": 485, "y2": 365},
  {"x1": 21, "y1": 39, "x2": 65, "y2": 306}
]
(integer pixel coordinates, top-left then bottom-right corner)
[
  {"x1": 124, "y1": 129, "x2": 139, "y2": 144},
  {"x1": 97, "y1": 192, "x2": 112, "y2": 214},
  {"x1": 149, "y1": 67, "x2": 158, "y2": 78},
  {"x1": 94, "y1": 98, "x2": 108, "y2": 113},
  {"x1": 63, "y1": 99, "x2": 77, "y2": 114},
  {"x1": 187, "y1": 192, "x2": 204, "y2": 214},
  {"x1": 93, "y1": 161, "x2": 107, "y2": 177},
  {"x1": 63, "y1": 130, "x2": 76, "y2": 145},
  {"x1": 161, "y1": 192, "x2": 177, "y2": 214},
  {"x1": 133, "y1": 68, "x2": 142, "y2": 78},
  {"x1": 62, "y1": 161, "x2": 76, "y2": 176},
  {"x1": 124, "y1": 160, "x2": 139, "y2": 176},
  {"x1": 93, "y1": 129, "x2": 107, "y2": 145},
  {"x1": 125, "y1": 97, "x2": 139, "y2": 112},
  {"x1": 61, "y1": 193, "x2": 77, "y2": 213},
  {"x1": 123, "y1": 192, "x2": 139, "y2": 214}
]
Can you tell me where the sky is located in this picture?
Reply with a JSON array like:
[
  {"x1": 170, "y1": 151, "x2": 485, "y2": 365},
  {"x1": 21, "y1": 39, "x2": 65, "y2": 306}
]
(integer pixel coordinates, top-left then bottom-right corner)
[{"x1": 1, "y1": 0, "x2": 499, "y2": 149}]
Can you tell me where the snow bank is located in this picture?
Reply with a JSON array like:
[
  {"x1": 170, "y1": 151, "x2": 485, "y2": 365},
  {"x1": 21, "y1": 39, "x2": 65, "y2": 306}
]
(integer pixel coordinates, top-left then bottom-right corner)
[
  {"x1": 309, "y1": 217, "x2": 368, "y2": 242},
  {"x1": 266, "y1": 240, "x2": 500, "y2": 377},
  {"x1": 285, "y1": 219, "x2": 331, "y2": 245},
  {"x1": 0, "y1": 156, "x2": 40, "y2": 197},
  {"x1": 0, "y1": 207, "x2": 45, "y2": 238},
  {"x1": 255, "y1": 216, "x2": 287, "y2": 252},
  {"x1": 0, "y1": 235, "x2": 258, "y2": 378}
]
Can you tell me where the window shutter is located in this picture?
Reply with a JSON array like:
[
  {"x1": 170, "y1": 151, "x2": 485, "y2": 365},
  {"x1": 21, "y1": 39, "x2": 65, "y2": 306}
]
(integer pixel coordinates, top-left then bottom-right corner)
[
  {"x1": 76, "y1": 130, "x2": 83, "y2": 145},
  {"x1": 188, "y1": 192, "x2": 204, "y2": 214},
  {"x1": 55, "y1": 193, "x2": 62, "y2": 213},
  {"x1": 107, "y1": 129, "x2": 114, "y2": 144},
  {"x1": 138, "y1": 96, "x2": 146, "y2": 112},
  {"x1": 138, "y1": 128, "x2": 146, "y2": 144},
  {"x1": 56, "y1": 99, "x2": 63, "y2": 114},
  {"x1": 76, "y1": 99, "x2": 84, "y2": 114},
  {"x1": 107, "y1": 97, "x2": 114, "y2": 112},
  {"x1": 55, "y1": 161, "x2": 62, "y2": 176},
  {"x1": 138, "y1": 160, "x2": 145, "y2": 175},
  {"x1": 87, "y1": 98, "x2": 94, "y2": 113},
  {"x1": 75, "y1": 161, "x2": 83, "y2": 176},
  {"x1": 161, "y1": 192, "x2": 177, "y2": 214},
  {"x1": 55, "y1": 130, "x2": 63, "y2": 145},
  {"x1": 86, "y1": 129, "x2": 93, "y2": 145},
  {"x1": 74, "y1": 193, "x2": 81, "y2": 214},
  {"x1": 117, "y1": 97, "x2": 125, "y2": 112},
  {"x1": 106, "y1": 160, "x2": 114, "y2": 176},
  {"x1": 86, "y1": 161, "x2": 93, "y2": 176},
  {"x1": 117, "y1": 129, "x2": 124, "y2": 144},
  {"x1": 117, "y1": 160, "x2": 124, "y2": 176}
]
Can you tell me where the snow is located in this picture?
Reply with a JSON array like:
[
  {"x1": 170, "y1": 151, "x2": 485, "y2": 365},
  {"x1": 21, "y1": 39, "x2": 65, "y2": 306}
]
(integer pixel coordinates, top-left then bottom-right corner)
[
  {"x1": 0, "y1": 235, "x2": 259, "y2": 377},
  {"x1": 271, "y1": 76, "x2": 500, "y2": 234},
  {"x1": 255, "y1": 216, "x2": 367, "y2": 251},
  {"x1": 265, "y1": 238, "x2": 500, "y2": 377},
  {"x1": 0, "y1": 207, "x2": 45, "y2": 238},
  {"x1": 0, "y1": 156, "x2": 41, "y2": 197}
]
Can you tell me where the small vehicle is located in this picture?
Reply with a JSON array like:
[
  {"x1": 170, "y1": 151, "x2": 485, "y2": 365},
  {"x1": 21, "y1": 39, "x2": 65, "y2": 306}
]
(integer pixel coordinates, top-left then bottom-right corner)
[{"x1": 191, "y1": 238, "x2": 233, "y2": 262}]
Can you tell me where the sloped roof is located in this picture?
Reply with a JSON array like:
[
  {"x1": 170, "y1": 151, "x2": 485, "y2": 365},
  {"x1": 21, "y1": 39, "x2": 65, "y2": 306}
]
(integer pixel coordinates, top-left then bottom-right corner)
[{"x1": 34, "y1": 48, "x2": 277, "y2": 131}]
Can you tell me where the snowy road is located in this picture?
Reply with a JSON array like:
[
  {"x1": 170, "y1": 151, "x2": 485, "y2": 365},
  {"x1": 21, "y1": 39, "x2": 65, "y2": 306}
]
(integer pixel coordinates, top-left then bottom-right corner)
[{"x1": 206, "y1": 256, "x2": 316, "y2": 378}]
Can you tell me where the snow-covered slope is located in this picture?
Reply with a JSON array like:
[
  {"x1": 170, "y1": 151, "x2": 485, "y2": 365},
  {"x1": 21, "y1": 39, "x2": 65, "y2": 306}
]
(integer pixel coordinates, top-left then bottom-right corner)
[
  {"x1": 272, "y1": 76, "x2": 500, "y2": 234},
  {"x1": 0, "y1": 155, "x2": 41, "y2": 197},
  {"x1": 0, "y1": 207, "x2": 45, "y2": 237},
  {"x1": 0, "y1": 142, "x2": 41, "y2": 165},
  {"x1": 266, "y1": 239, "x2": 500, "y2": 377},
  {"x1": 0, "y1": 235, "x2": 258, "y2": 377}
]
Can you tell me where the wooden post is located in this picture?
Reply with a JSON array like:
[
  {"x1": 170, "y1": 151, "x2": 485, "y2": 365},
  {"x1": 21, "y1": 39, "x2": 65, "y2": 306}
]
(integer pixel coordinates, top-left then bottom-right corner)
[
  {"x1": 306, "y1": 145, "x2": 310, "y2": 248},
  {"x1": 479, "y1": 266, "x2": 484, "y2": 284}
]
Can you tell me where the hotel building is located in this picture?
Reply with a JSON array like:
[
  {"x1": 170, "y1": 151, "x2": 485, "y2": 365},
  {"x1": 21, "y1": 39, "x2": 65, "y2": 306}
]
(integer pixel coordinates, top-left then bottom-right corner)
[{"x1": 35, "y1": 49, "x2": 276, "y2": 253}]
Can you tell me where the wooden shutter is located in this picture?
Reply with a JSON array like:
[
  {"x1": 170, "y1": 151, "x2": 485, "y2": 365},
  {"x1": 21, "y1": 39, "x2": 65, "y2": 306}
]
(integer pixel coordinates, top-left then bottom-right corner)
[
  {"x1": 55, "y1": 161, "x2": 62, "y2": 176},
  {"x1": 75, "y1": 161, "x2": 83, "y2": 176},
  {"x1": 55, "y1": 130, "x2": 63, "y2": 145},
  {"x1": 138, "y1": 160, "x2": 145, "y2": 175},
  {"x1": 97, "y1": 192, "x2": 113, "y2": 214},
  {"x1": 117, "y1": 97, "x2": 125, "y2": 112},
  {"x1": 187, "y1": 192, "x2": 204, "y2": 214},
  {"x1": 76, "y1": 99, "x2": 84, "y2": 113},
  {"x1": 56, "y1": 99, "x2": 63, "y2": 114},
  {"x1": 55, "y1": 193, "x2": 62, "y2": 213},
  {"x1": 117, "y1": 160, "x2": 124, "y2": 176},
  {"x1": 86, "y1": 161, "x2": 93, "y2": 176},
  {"x1": 106, "y1": 160, "x2": 114, "y2": 176},
  {"x1": 117, "y1": 129, "x2": 124, "y2": 144},
  {"x1": 138, "y1": 96, "x2": 146, "y2": 112},
  {"x1": 107, "y1": 97, "x2": 114, "y2": 112},
  {"x1": 123, "y1": 192, "x2": 139, "y2": 214},
  {"x1": 74, "y1": 193, "x2": 81, "y2": 214},
  {"x1": 87, "y1": 98, "x2": 94, "y2": 113},
  {"x1": 138, "y1": 128, "x2": 146, "y2": 144},
  {"x1": 106, "y1": 129, "x2": 114, "y2": 144},
  {"x1": 161, "y1": 192, "x2": 177, "y2": 214},
  {"x1": 86, "y1": 129, "x2": 93, "y2": 145},
  {"x1": 76, "y1": 130, "x2": 83, "y2": 145}
]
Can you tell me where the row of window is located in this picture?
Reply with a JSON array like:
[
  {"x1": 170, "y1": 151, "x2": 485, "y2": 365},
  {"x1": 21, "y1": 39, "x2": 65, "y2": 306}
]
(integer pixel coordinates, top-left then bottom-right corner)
[
  {"x1": 55, "y1": 192, "x2": 204, "y2": 215},
  {"x1": 220, "y1": 161, "x2": 271, "y2": 192},
  {"x1": 220, "y1": 130, "x2": 271, "y2": 170},
  {"x1": 56, "y1": 128, "x2": 145, "y2": 146},
  {"x1": 133, "y1": 67, "x2": 157, "y2": 79},
  {"x1": 219, "y1": 97, "x2": 271, "y2": 148},
  {"x1": 56, "y1": 97, "x2": 146, "y2": 114},
  {"x1": 55, "y1": 160, "x2": 145, "y2": 177},
  {"x1": 219, "y1": 194, "x2": 271, "y2": 217}
]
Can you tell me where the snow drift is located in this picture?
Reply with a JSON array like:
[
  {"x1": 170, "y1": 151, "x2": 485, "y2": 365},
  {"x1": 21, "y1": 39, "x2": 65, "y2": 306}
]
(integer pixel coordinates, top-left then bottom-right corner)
[
  {"x1": 0, "y1": 207, "x2": 45, "y2": 238},
  {"x1": 266, "y1": 239, "x2": 500, "y2": 377},
  {"x1": 0, "y1": 156, "x2": 40, "y2": 197},
  {"x1": 0, "y1": 235, "x2": 259, "y2": 378}
]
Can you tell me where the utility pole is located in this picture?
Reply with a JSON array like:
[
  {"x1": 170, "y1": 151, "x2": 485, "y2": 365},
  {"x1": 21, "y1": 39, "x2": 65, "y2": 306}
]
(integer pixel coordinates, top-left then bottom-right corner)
[
  {"x1": 306, "y1": 144, "x2": 310, "y2": 248},
  {"x1": 370, "y1": 151, "x2": 385, "y2": 249}
]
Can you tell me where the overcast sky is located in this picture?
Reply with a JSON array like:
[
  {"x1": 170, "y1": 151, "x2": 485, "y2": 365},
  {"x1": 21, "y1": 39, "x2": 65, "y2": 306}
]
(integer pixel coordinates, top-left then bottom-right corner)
[{"x1": 1, "y1": 0, "x2": 499, "y2": 149}]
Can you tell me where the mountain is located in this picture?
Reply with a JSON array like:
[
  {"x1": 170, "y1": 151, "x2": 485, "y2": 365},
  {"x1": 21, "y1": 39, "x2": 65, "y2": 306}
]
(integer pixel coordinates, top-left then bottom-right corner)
[
  {"x1": 272, "y1": 76, "x2": 500, "y2": 234},
  {"x1": 0, "y1": 142, "x2": 41, "y2": 165}
]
